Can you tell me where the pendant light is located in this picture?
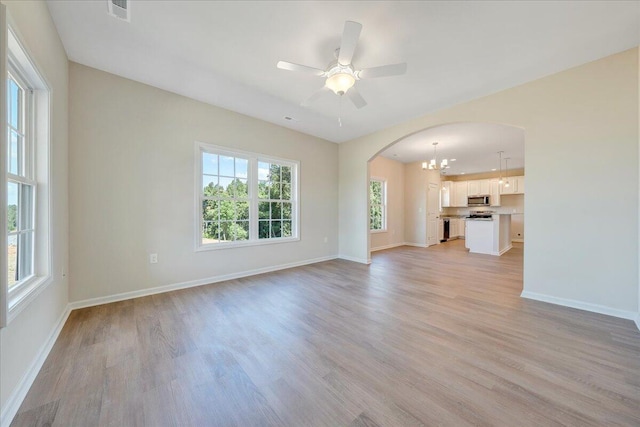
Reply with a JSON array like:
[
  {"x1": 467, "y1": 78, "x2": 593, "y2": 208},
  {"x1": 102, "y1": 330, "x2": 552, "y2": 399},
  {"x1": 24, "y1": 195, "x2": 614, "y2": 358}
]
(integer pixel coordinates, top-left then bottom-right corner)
[
  {"x1": 504, "y1": 157, "x2": 510, "y2": 188},
  {"x1": 497, "y1": 151, "x2": 504, "y2": 184}
]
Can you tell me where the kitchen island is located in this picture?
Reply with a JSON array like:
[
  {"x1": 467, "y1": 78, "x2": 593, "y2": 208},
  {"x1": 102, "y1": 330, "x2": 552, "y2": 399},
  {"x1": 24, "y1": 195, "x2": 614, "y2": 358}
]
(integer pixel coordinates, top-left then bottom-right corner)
[{"x1": 465, "y1": 214, "x2": 512, "y2": 256}]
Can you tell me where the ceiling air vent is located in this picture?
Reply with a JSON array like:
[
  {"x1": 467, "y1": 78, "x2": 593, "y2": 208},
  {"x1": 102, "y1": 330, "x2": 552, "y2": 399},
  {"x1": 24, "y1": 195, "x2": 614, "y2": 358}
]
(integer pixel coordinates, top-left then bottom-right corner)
[{"x1": 107, "y1": 0, "x2": 130, "y2": 22}]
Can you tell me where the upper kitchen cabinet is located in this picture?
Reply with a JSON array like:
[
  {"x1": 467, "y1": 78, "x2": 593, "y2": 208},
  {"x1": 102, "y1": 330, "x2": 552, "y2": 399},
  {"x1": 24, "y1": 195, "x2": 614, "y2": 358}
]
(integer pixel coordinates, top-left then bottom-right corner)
[
  {"x1": 516, "y1": 176, "x2": 524, "y2": 194},
  {"x1": 454, "y1": 181, "x2": 468, "y2": 207},
  {"x1": 441, "y1": 181, "x2": 452, "y2": 207},
  {"x1": 500, "y1": 175, "x2": 524, "y2": 195},
  {"x1": 489, "y1": 179, "x2": 501, "y2": 206},
  {"x1": 468, "y1": 179, "x2": 490, "y2": 196}
]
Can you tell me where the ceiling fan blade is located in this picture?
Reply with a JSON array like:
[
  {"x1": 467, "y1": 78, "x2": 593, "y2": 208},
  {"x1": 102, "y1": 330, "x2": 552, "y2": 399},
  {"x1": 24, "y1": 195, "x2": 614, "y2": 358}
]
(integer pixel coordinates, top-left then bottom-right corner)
[
  {"x1": 358, "y1": 62, "x2": 407, "y2": 79},
  {"x1": 347, "y1": 86, "x2": 367, "y2": 109},
  {"x1": 301, "y1": 86, "x2": 330, "y2": 107},
  {"x1": 277, "y1": 61, "x2": 325, "y2": 76},
  {"x1": 337, "y1": 21, "x2": 362, "y2": 65}
]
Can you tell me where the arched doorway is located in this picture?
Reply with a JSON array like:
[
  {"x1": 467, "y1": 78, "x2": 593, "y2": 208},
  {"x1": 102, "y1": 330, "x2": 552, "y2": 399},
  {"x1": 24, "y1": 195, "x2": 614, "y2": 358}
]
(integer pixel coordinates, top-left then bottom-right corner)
[{"x1": 366, "y1": 122, "x2": 524, "y2": 261}]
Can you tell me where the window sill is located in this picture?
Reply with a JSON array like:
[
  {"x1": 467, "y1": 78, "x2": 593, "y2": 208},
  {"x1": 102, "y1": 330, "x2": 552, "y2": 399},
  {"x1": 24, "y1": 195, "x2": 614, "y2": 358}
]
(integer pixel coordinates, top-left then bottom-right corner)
[
  {"x1": 370, "y1": 229, "x2": 387, "y2": 234},
  {"x1": 8, "y1": 274, "x2": 53, "y2": 324},
  {"x1": 196, "y1": 236, "x2": 300, "y2": 252}
]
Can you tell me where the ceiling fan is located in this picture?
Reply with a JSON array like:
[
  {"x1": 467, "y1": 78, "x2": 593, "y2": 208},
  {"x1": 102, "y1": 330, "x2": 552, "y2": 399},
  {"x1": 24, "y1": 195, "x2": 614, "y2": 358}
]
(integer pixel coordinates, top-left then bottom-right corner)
[{"x1": 276, "y1": 21, "x2": 407, "y2": 109}]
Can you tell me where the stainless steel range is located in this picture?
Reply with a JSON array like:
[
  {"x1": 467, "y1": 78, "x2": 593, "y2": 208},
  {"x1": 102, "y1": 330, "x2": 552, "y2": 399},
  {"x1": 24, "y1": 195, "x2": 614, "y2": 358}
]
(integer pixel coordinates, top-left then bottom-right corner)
[{"x1": 466, "y1": 211, "x2": 494, "y2": 220}]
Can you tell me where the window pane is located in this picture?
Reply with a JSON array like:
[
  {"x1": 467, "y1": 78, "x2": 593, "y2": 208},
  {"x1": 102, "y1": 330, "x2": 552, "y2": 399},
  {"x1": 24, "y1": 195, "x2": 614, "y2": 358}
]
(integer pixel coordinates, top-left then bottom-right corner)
[
  {"x1": 282, "y1": 220, "x2": 292, "y2": 237},
  {"x1": 203, "y1": 175, "x2": 218, "y2": 195},
  {"x1": 271, "y1": 221, "x2": 282, "y2": 238},
  {"x1": 235, "y1": 158, "x2": 248, "y2": 179},
  {"x1": 258, "y1": 180, "x2": 269, "y2": 199},
  {"x1": 258, "y1": 162, "x2": 270, "y2": 181},
  {"x1": 219, "y1": 155, "x2": 234, "y2": 177},
  {"x1": 19, "y1": 231, "x2": 33, "y2": 280},
  {"x1": 281, "y1": 166, "x2": 291, "y2": 184},
  {"x1": 20, "y1": 184, "x2": 33, "y2": 230},
  {"x1": 370, "y1": 206, "x2": 382, "y2": 230},
  {"x1": 234, "y1": 221, "x2": 249, "y2": 241},
  {"x1": 9, "y1": 78, "x2": 19, "y2": 129},
  {"x1": 219, "y1": 176, "x2": 234, "y2": 195},
  {"x1": 7, "y1": 181, "x2": 18, "y2": 232},
  {"x1": 258, "y1": 220, "x2": 269, "y2": 239},
  {"x1": 258, "y1": 201, "x2": 269, "y2": 219},
  {"x1": 202, "y1": 153, "x2": 218, "y2": 175},
  {"x1": 237, "y1": 201, "x2": 249, "y2": 220},
  {"x1": 270, "y1": 202, "x2": 281, "y2": 220},
  {"x1": 9, "y1": 130, "x2": 19, "y2": 175},
  {"x1": 282, "y1": 202, "x2": 292, "y2": 220},
  {"x1": 7, "y1": 235, "x2": 17, "y2": 288},
  {"x1": 281, "y1": 184, "x2": 291, "y2": 201},
  {"x1": 219, "y1": 221, "x2": 233, "y2": 242},
  {"x1": 269, "y1": 182, "x2": 281, "y2": 200},
  {"x1": 202, "y1": 221, "x2": 219, "y2": 244},
  {"x1": 203, "y1": 200, "x2": 219, "y2": 222},
  {"x1": 229, "y1": 178, "x2": 248, "y2": 197}
]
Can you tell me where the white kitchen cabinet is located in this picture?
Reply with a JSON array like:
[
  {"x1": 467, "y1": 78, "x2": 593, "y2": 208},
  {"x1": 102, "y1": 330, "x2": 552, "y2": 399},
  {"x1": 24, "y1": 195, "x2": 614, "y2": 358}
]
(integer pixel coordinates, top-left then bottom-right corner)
[
  {"x1": 454, "y1": 181, "x2": 468, "y2": 207},
  {"x1": 460, "y1": 219, "x2": 466, "y2": 238},
  {"x1": 500, "y1": 178, "x2": 517, "y2": 194},
  {"x1": 441, "y1": 181, "x2": 452, "y2": 207},
  {"x1": 438, "y1": 219, "x2": 443, "y2": 241},
  {"x1": 489, "y1": 179, "x2": 501, "y2": 206},
  {"x1": 500, "y1": 175, "x2": 524, "y2": 195},
  {"x1": 450, "y1": 218, "x2": 459, "y2": 237},
  {"x1": 467, "y1": 180, "x2": 479, "y2": 196},
  {"x1": 515, "y1": 176, "x2": 524, "y2": 194},
  {"x1": 468, "y1": 179, "x2": 490, "y2": 196}
]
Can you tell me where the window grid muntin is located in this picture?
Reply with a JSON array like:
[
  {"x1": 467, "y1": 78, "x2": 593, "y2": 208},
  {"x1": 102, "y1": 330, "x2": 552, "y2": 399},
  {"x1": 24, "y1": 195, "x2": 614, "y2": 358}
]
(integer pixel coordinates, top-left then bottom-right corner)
[
  {"x1": 202, "y1": 152, "x2": 251, "y2": 243},
  {"x1": 7, "y1": 67, "x2": 36, "y2": 289},
  {"x1": 198, "y1": 145, "x2": 298, "y2": 248},
  {"x1": 257, "y1": 160, "x2": 293, "y2": 239},
  {"x1": 370, "y1": 179, "x2": 386, "y2": 231}
]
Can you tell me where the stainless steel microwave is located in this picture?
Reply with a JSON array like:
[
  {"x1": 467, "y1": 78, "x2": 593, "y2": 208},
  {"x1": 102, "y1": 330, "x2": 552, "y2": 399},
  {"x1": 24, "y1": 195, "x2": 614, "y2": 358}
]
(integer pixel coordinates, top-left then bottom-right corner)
[{"x1": 468, "y1": 195, "x2": 490, "y2": 206}]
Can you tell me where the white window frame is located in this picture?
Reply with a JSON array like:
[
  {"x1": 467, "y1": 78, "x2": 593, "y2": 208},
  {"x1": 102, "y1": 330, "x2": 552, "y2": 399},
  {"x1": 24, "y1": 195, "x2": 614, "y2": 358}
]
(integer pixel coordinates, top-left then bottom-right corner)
[
  {"x1": 369, "y1": 177, "x2": 387, "y2": 233},
  {"x1": 195, "y1": 142, "x2": 300, "y2": 251},
  {"x1": 1, "y1": 21, "x2": 52, "y2": 326}
]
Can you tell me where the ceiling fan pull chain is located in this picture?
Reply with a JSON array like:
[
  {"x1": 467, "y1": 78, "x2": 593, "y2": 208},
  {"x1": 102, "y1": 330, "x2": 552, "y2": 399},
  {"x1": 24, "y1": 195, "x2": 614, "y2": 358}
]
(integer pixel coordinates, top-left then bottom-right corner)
[{"x1": 338, "y1": 95, "x2": 343, "y2": 127}]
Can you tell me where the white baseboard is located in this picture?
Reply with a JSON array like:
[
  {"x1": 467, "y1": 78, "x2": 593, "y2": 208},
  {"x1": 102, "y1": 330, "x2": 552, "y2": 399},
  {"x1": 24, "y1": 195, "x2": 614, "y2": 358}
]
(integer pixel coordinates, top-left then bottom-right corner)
[
  {"x1": 70, "y1": 255, "x2": 338, "y2": 310},
  {"x1": 497, "y1": 244, "x2": 513, "y2": 256},
  {"x1": 1, "y1": 304, "x2": 72, "y2": 427},
  {"x1": 338, "y1": 254, "x2": 371, "y2": 264},
  {"x1": 403, "y1": 242, "x2": 428, "y2": 248},
  {"x1": 370, "y1": 242, "x2": 405, "y2": 252},
  {"x1": 521, "y1": 290, "x2": 639, "y2": 327}
]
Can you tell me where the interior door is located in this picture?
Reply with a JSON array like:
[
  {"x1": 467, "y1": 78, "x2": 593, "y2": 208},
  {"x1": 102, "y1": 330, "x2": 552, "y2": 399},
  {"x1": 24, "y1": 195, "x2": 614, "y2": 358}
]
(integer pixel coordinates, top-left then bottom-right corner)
[{"x1": 427, "y1": 183, "x2": 440, "y2": 246}]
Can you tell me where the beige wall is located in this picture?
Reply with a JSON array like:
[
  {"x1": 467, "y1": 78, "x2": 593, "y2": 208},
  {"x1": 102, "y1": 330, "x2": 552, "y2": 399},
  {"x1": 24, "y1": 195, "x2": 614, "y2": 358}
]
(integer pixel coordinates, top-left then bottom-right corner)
[
  {"x1": 69, "y1": 63, "x2": 339, "y2": 303},
  {"x1": 339, "y1": 48, "x2": 638, "y2": 316},
  {"x1": 369, "y1": 156, "x2": 405, "y2": 251},
  {"x1": 403, "y1": 162, "x2": 441, "y2": 246},
  {"x1": 0, "y1": 0, "x2": 69, "y2": 419}
]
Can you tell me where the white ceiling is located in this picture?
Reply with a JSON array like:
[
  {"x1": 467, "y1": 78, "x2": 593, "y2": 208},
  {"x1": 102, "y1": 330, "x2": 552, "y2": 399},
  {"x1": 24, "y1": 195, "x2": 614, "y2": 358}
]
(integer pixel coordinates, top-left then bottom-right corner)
[
  {"x1": 46, "y1": 1, "x2": 639, "y2": 143},
  {"x1": 379, "y1": 122, "x2": 524, "y2": 176}
]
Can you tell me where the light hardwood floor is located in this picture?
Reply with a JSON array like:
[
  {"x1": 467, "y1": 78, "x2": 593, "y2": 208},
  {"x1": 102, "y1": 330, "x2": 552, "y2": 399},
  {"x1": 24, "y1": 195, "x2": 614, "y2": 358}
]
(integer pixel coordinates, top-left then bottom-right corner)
[{"x1": 11, "y1": 240, "x2": 640, "y2": 426}]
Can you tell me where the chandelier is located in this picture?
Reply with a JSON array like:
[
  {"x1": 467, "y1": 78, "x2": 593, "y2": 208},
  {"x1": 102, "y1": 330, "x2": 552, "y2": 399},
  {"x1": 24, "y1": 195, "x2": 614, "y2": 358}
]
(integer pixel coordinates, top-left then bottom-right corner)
[{"x1": 422, "y1": 142, "x2": 449, "y2": 171}]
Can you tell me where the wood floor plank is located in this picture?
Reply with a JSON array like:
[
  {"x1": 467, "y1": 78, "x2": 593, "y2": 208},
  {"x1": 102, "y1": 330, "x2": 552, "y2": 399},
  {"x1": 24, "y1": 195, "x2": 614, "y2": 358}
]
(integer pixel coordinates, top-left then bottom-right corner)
[{"x1": 11, "y1": 240, "x2": 640, "y2": 426}]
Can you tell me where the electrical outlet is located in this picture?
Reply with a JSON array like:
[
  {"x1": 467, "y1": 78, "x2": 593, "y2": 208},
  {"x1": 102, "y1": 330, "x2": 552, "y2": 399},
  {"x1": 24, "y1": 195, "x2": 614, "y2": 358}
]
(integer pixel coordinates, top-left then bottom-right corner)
[{"x1": 149, "y1": 253, "x2": 158, "y2": 264}]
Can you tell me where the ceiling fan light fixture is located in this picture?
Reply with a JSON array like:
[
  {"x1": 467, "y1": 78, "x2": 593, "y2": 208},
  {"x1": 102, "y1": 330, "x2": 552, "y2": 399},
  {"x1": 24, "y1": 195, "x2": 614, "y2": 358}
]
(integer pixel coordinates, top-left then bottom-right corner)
[{"x1": 325, "y1": 72, "x2": 355, "y2": 95}]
